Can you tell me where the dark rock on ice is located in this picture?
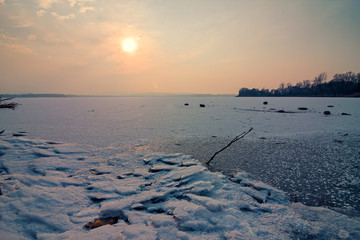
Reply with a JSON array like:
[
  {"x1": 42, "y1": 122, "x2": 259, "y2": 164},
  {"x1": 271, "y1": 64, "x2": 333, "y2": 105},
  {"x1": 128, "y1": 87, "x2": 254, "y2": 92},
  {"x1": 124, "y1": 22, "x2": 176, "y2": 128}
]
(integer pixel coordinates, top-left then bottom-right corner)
[
  {"x1": 12, "y1": 133, "x2": 26, "y2": 137},
  {"x1": 327, "y1": 105, "x2": 334, "y2": 107},
  {"x1": 45, "y1": 141, "x2": 61, "y2": 145},
  {"x1": 90, "y1": 197, "x2": 106, "y2": 203},
  {"x1": 298, "y1": 107, "x2": 308, "y2": 110},
  {"x1": 200, "y1": 104, "x2": 206, "y2": 108},
  {"x1": 341, "y1": 112, "x2": 351, "y2": 116},
  {"x1": 323, "y1": 111, "x2": 331, "y2": 115},
  {"x1": 263, "y1": 101, "x2": 268, "y2": 105},
  {"x1": 184, "y1": 103, "x2": 189, "y2": 106},
  {"x1": 84, "y1": 216, "x2": 119, "y2": 229}
]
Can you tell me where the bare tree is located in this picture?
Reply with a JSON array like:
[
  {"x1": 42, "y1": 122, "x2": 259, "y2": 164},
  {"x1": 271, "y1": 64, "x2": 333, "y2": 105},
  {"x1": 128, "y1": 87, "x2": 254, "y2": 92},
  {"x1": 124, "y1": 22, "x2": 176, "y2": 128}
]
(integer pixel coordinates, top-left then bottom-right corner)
[
  {"x1": 344, "y1": 71, "x2": 357, "y2": 83},
  {"x1": 313, "y1": 72, "x2": 327, "y2": 86},
  {"x1": 279, "y1": 82, "x2": 285, "y2": 95},
  {"x1": 302, "y1": 80, "x2": 311, "y2": 88}
]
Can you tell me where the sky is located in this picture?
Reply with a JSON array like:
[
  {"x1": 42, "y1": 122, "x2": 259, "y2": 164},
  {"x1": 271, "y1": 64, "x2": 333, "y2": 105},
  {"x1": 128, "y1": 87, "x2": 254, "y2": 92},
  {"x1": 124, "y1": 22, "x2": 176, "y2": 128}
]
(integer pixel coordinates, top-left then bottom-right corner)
[{"x1": 1, "y1": 0, "x2": 360, "y2": 95}]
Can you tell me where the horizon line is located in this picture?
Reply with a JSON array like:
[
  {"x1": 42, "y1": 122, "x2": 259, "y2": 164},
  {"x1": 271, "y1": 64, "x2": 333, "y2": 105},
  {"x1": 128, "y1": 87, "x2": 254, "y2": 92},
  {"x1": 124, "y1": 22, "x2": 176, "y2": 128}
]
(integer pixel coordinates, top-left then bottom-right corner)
[{"x1": 1, "y1": 93, "x2": 237, "y2": 98}]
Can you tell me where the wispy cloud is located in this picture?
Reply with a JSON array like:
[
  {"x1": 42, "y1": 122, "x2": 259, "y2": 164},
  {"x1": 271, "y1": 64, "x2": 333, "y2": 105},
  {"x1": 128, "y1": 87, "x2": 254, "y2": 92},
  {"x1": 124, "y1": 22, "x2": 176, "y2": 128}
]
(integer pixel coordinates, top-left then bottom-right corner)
[
  {"x1": 9, "y1": 16, "x2": 33, "y2": 28},
  {"x1": 38, "y1": 0, "x2": 60, "y2": 9},
  {"x1": 71, "y1": 0, "x2": 95, "y2": 6},
  {"x1": 0, "y1": 42, "x2": 34, "y2": 54},
  {"x1": 0, "y1": 34, "x2": 34, "y2": 54},
  {"x1": 1, "y1": 34, "x2": 18, "y2": 41},
  {"x1": 38, "y1": 0, "x2": 94, "y2": 9},
  {"x1": 36, "y1": 9, "x2": 46, "y2": 17},
  {"x1": 51, "y1": 12, "x2": 76, "y2": 20},
  {"x1": 68, "y1": 0, "x2": 76, "y2": 7},
  {"x1": 79, "y1": 6, "x2": 94, "y2": 13}
]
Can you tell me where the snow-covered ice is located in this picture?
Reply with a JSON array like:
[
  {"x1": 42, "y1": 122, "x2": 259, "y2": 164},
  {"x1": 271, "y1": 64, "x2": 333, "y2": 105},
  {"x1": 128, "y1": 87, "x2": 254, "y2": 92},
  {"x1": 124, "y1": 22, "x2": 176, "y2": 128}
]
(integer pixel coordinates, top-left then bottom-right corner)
[
  {"x1": 0, "y1": 96, "x2": 359, "y2": 239},
  {"x1": 0, "y1": 136, "x2": 359, "y2": 239}
]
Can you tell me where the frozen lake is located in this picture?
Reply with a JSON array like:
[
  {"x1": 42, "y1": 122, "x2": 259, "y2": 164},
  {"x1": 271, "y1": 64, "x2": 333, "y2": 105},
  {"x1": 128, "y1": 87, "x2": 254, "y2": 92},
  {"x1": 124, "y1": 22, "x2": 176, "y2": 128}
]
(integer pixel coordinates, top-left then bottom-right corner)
[
  {"x1": 1, "y1": 96, "x2": 359, "y2": 147},
  {"x1": 1, "y1": 96, "x2": 360, "y2": 239},
  {"x1": 1, "y1": 96, "x2": 360, "y2": 216}
]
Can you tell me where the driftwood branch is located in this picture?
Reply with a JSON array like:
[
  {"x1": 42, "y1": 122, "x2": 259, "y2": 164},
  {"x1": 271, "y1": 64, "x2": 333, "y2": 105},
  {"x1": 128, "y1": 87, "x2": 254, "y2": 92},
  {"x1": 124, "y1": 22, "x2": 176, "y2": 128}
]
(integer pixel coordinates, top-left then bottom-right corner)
[
  {"x1": 0, "y1": 96, "x2": 19, "y2": 110},
  {"x1": 206, "y1": 127, "x2": 253, "y2": 165}
]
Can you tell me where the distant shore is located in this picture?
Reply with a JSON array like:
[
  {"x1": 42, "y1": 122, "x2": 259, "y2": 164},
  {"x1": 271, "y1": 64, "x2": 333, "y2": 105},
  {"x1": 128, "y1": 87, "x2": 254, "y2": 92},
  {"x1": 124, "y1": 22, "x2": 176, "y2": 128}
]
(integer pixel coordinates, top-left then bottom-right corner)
[{"x1": 236, "y1": 94, "x2": 360, "y2": 98}]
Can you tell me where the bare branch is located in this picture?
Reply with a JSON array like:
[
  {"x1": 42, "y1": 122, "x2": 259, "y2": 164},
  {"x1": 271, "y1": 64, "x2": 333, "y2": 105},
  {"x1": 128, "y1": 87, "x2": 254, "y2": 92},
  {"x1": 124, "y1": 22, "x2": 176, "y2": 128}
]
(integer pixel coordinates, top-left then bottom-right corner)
[
  {"x1": 0, "y1": 96, "x2": 19, "y2": 110},
  {"x1": 206, "y1": 128, "x2": 253, "y2": 165}
]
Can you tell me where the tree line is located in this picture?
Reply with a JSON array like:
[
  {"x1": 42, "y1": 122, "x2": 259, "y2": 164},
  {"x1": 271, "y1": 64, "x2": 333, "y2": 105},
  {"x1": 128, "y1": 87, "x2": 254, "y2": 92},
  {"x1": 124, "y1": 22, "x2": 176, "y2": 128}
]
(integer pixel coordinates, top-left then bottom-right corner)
[{"x1": 237, "y1": 72, "x2": 360, "y2": 97}]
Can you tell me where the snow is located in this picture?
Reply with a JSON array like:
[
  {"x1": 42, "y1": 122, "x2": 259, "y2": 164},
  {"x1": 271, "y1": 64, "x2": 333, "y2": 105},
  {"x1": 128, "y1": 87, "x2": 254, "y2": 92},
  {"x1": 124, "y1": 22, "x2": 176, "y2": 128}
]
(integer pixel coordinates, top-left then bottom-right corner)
[{"x1": 1, "y1": 136, "x2": 359, "y2": 239}]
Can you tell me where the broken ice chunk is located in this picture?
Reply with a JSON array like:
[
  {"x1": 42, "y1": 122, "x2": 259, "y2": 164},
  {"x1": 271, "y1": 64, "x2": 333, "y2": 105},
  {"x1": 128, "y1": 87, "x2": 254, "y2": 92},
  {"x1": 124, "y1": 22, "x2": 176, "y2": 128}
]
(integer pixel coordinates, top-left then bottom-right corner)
[
  {"x1": 187, "y1": 194, "x2": 226, "y2": 212},
  {"x1": 150, "y1": 215, "x2": 175, "y2": 228}
]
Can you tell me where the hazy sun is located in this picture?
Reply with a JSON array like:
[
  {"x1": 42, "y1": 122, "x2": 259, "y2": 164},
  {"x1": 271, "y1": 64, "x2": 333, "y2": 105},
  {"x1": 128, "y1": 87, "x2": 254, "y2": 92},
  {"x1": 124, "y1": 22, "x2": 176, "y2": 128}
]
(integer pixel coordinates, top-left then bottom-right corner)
[{"x1": 121, "y1": 37, "x2": 138, "y2": 53}]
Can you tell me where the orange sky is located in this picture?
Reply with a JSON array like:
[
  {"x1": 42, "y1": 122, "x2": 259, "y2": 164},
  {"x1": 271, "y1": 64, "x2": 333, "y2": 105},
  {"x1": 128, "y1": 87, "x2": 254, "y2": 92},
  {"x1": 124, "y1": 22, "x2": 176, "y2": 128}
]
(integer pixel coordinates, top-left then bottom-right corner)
[{"x1": 1, "y1": 0, "x2": 360, "y2": 95}]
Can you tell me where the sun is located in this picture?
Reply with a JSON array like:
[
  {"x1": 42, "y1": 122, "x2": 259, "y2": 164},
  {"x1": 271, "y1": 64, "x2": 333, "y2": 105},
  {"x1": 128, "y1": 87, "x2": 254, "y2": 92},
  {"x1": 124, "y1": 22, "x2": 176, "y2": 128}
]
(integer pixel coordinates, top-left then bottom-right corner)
[{"x1": 121, "y1": 37, "x2": 138, "y2": 53}]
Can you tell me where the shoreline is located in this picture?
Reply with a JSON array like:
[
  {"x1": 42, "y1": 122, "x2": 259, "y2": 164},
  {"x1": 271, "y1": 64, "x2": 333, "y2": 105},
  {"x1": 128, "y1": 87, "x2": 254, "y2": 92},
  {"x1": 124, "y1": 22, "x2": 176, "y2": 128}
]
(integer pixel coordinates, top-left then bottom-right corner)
[{"x1": 148, "y1": 133, "x2": 360, "y2": 219}]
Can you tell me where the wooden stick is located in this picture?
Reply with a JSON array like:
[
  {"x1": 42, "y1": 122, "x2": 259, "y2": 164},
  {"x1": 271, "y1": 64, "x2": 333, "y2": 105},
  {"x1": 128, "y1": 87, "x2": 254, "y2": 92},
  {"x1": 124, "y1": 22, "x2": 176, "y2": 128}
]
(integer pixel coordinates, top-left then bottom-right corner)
[{"x1": 206, "y1": 128, "x2": 253, "y2": 165}]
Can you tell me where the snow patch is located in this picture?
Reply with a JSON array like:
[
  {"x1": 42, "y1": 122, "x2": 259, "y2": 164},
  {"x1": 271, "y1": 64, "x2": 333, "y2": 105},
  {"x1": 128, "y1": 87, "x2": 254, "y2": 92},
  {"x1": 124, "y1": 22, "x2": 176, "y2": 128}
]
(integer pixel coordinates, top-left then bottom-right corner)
[{"x1": 0, "y1": 136, "x2": 359, "y2": 239}]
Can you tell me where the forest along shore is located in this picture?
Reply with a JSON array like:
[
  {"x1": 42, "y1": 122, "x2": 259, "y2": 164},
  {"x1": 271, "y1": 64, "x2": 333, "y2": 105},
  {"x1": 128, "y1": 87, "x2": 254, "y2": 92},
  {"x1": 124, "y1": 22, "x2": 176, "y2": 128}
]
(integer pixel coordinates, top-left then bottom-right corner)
[{"x1": 148, "y1": 132, "x2": 360, "y2": 219}]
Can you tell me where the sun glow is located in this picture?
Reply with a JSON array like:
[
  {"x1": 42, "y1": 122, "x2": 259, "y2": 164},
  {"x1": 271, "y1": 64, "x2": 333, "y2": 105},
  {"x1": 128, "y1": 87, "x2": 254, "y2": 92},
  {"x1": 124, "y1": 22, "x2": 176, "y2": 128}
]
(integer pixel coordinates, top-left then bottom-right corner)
[{"x1": 121, "y1": 37, "x2": 138, "y2": 53}]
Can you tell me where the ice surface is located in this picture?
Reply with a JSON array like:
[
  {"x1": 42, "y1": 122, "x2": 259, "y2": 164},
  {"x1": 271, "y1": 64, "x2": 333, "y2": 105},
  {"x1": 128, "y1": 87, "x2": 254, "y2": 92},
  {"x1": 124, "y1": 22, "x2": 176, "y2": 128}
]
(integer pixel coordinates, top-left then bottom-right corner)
[
  {"x1": 0, "y1": 136, "x2": 359, "y2": 239},
  {"x1": 150, "y1": 133, "x2": 360, "y2": 217},
  {"x1": 1, "y1": 96, "x2": 359, "y2": 238},
  {"x1": 1, "y1": 97, "x2": 359, "y2": 147}
]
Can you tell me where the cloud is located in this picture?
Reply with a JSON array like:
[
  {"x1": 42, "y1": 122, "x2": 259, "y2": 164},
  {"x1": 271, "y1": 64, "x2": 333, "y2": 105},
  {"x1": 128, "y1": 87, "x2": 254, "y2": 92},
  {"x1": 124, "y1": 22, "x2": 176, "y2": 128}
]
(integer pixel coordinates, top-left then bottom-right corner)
[
  {"x1": 38, "y1": 0, "x2": 60, "y2": 9},
  {"x1": 51, "y1": 12, "x2": 76, "y2": 20},
  {"x1": 67, "y1": 0, "x2": 78, "y2": 7},
  {"x1": 0, "y1": 42, "x2": 34, "y2": 54},
  {"x1": 1, "y1": 34, "x2": 18, "y2": 41},
  {"x1": 36, "y1": 9, "x2": 46, "y2": 17},
  {"x1": 37, "y1": 0, "x2": 95, "y2": 17},
  {"x1": 0, "y1": 33, "x2": 34, "y2": 54},
  {"x1": 69, "y1": 0, "x2": 94, "y2": 6},
  {"x1": 79, "y1": 6, "x2": 94, "y2": 13},
  {"x1": 9, "y1": 16, "x2": 33, "y2": 28}
]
